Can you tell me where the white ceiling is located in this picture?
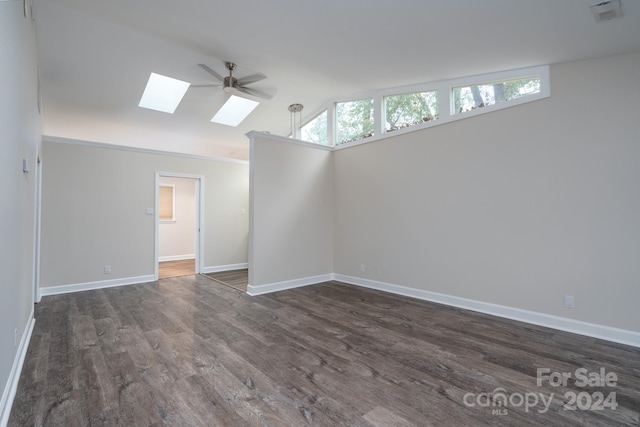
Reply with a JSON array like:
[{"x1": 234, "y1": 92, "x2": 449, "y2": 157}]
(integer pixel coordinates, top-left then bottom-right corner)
[{"x1": 33, "y1": 0, "x2": 640, "y2": 160}]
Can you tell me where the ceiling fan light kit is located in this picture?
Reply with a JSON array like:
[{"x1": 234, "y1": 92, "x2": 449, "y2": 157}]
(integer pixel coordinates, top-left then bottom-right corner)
[{"x1": 223, "y1": 86, "x2": 239, "y2": 95}]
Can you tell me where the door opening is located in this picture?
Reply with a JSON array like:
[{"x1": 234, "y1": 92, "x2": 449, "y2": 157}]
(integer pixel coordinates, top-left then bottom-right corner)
[
  {"x1": 155, "y1": 173, "x2": 203, "y2": 280},
  {"x1": 33, "y1": 152, "x2": 42, "y2": 303}
]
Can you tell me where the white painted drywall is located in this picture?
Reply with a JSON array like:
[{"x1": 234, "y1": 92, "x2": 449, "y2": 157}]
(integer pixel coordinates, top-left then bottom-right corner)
[
  {"x1": 158, "y1": 176, "x2": 196, "y2": 261},
  {"x1": 0, "y1": 1, "x2": 41, "y2": 422},
  {"x1": 249, "y1": 134, "x2": 334, "y2": 287},
  {"x1": 39, "y1": 140, "x2": 249, "y2": 288},
  {"x1": 333, "y1": 52, "x2": 640, "y2": 332}
]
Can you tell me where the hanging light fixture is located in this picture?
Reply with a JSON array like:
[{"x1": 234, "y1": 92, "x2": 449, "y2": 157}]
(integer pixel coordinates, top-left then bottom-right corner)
[{"x1": 288, "y1": 103, "x2": 303, "y2": 139}]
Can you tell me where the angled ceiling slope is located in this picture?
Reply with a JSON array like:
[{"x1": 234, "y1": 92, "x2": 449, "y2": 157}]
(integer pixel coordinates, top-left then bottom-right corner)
[{"x1": 34, "y1": 0, "x2": 640, "y2": 160}]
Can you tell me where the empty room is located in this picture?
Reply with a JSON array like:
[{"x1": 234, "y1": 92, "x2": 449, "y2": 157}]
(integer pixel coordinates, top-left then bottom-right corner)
[{"x1": 1, "y1": 0, "x2": 639, "y2": 426}]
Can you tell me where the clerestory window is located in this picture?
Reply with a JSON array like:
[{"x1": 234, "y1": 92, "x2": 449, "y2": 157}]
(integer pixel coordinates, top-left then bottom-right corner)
[
  {"x1": 336, "y1": 98, "x2": 375, "y2": 145},
  {"x1": 385, "y1": 90, "x2": 439, "y2": 132},
  {"x1": 301, "y1": 110, "x2": 328, "y2": 145},
  {"x1": 286, "y1": 65, "x2": 549, "y2": 148},
  {"x1": 453, "y1": 76, "x2": 541, "y2": 114}
]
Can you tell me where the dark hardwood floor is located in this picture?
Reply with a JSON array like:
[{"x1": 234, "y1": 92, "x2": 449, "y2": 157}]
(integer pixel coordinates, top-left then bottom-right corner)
[
  {"x1": 204, "y1": 268, "x2": 248, "y2": 292},
  {"x1": 8, "y1": 276, "x2": 640, "y2": 426}
]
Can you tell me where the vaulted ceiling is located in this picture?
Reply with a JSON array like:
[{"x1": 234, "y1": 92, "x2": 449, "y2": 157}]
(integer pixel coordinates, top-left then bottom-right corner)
[{"x1": 33, "y1": 0, "x2": 640, "y2": 160}]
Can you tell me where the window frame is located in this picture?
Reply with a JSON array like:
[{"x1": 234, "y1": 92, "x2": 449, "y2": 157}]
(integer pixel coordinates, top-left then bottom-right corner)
[
  {"x1": 383, "y1": 89, "x2": 439, "y2": 133},
  {"x1": 334, "y1": 97, "x2": 376, "y2": 146},
  {"x1": 451, "y1": 74, "x2": 543, "y2": 116},
  {"x1": 287, "y1": 65, "x2": 549, "y2": 149},
  {"x1": 158, "y1": 184, "x2": 176, "y2": 222},
  {"x1": 300, "y1": 109, "x2": 329, "y2": 146}
]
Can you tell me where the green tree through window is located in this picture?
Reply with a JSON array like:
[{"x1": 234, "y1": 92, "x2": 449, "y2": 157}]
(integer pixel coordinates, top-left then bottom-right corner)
[
  {"x1": 454, "y1": 77, "x2": 540, "y2": 114},
  {"x1": 293, "y1": 66, "x2": 546, "y2": 147},
  {"x1": 336, "y1": 98, "x2": 374, "y2": 145},
  {"x1": 301, "y1": 110, "x2": 328, "y2": 145},
  {"x1": 385, "y1": 91, "x2": 438, "y2": 132}
]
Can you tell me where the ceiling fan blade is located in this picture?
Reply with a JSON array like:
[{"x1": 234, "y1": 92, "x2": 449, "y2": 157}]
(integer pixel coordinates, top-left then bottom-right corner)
[
  {"x1": 237, "y1": 73, "x2": 266, "y2": 86},
  {"x1": 190, "y1": 84, "x2": 221, "y2": 88},
  {"x1": 198, "y1": 64, "x2": 225, "y2": 82},
  {"x1": 238, "y1": 86, "x2": 273, "y2": 100}
]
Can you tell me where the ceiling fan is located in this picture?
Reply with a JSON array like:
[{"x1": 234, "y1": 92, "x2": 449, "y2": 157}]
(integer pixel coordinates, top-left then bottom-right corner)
[{"x1": 196, "y1": 62, "x2": 274, "y2": 100}]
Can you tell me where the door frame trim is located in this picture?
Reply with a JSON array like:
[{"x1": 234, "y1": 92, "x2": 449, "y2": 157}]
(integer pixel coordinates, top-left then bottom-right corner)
[{"x1": 155, "y1": 172, "x2": 205, "y2": 279}]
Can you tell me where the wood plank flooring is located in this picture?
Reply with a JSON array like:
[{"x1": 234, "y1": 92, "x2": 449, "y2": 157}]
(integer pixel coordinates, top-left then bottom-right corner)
[
  {"x1": 158, "y1": 259, "x2": 195, "y2": 279},
  {"x1": 8, "y1": 276, "x2": 640, "y2": 426},
  {"x1": 204, "y1": 268, "x2": 248, "y2": 292}
]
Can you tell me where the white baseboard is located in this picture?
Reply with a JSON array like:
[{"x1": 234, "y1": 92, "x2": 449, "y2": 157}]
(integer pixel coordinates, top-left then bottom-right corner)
[
  {"x1": 247, "y1": 274, "x2": 333, "y2": 296},
  {"x1": 39, "y1": 274, "x2": 156, "y2": 297},
  {"x1": 334, "y1": 274, "x2": 640, "y2": 349},
  {"x1": 0, "y1": 312, "x2": 35, "y2": 427},
  {"x1": 159, "y1": 254, "x2": 195, "y2": 262},
  {"x1": 202, "y1": 263, "x2": 248, "y2": 274}
]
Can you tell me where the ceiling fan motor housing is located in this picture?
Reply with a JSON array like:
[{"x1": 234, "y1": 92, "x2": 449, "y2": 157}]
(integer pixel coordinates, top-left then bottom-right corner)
[
  {"x1": 224, "y1": 76, "x2": 239, "y2": 89},
  {"x1": 198, "y1": 61, "x2": 272, "y2": 99}
]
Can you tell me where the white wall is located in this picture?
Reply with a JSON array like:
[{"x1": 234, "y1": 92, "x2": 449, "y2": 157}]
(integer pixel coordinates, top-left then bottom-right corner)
[
  {"x1": 248, "y1": 133, "x2": 334, "y2": 291},
  {"x1": 334, "y1": 52, "x2": 640, "y2": 333},
  {"x1": 40, "y1": 140, "x2": 249, "y2": 289},
  {"x1": 0, "y1": 1, "x2": 41, "y2": 423},
  {"x1": 158, "y1": 176, "x2": 196, "y2": 261}
]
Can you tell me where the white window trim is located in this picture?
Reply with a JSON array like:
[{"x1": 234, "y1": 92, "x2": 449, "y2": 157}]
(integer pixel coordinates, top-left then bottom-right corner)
[
  {"x1": 383, "y1": 89, "x2": 439, "y2": 133},
  {"x1": 158, "y1": 184, "x2": 176, "y2": 222},
  {"x1": 300, "y1": 109, "x2": 329, "y2": 145},
  {"x1": 292, "y1": 65, "x2": 550, "y2": 149},
  {"x1": 448, "y1": 67, "x2": 547, "y2": 117}
]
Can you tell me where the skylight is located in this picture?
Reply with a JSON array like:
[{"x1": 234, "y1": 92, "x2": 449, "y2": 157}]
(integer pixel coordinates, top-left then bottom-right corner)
[
  {"x1": 211, "y1": 95, "x2": 259, "y2": 127},
  {"x1": 138, "y1": 73, "x2": 190, "y2": 114}
]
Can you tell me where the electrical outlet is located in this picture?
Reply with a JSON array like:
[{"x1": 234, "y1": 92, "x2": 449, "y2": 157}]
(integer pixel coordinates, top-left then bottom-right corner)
[
  {"x1": 360, "y1": 264, "x2": 365, "y2": 273},
  {"x1": 104, "y1": 265, "x2": 111, "y2": 274},
  {"x1": 564, "y1": 295, "x2": 575, "y2": 309}
]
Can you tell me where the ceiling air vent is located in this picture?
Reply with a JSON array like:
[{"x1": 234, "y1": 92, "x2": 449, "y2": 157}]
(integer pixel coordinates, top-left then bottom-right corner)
[{"x1": 590, "y1": 0, "x2": 623, "y2": 22}]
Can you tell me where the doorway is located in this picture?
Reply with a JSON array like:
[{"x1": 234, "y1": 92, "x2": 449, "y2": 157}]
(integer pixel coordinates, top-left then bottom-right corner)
[
  {"x1": 33, "y1": 151, "x2": 42, "y2": 303},
  {"x1": 155, "y1": 173, "x2": 203, "y2": 279}
]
